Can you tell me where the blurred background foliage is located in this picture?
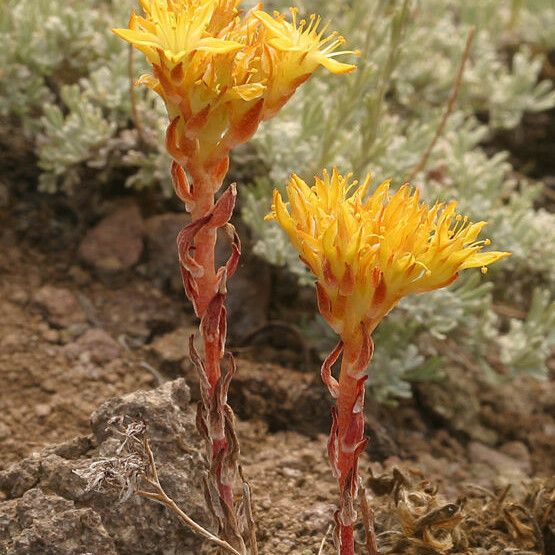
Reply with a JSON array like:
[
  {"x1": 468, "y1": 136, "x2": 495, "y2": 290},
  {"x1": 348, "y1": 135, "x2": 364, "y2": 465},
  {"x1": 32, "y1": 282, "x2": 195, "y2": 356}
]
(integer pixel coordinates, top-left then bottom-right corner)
[{"x1": 1, "y1": 0, "x2": 554, "y2": 402}]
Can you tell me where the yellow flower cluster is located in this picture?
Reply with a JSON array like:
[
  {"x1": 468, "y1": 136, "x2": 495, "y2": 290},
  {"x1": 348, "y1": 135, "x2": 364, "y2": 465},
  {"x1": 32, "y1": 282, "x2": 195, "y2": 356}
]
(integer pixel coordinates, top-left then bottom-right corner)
[
  {"x1": 268, "y1": 169, "x2": 510, "y2": 342},
  {"x1": 114, "y1": 0, "x2": 357, "y2": 169}
]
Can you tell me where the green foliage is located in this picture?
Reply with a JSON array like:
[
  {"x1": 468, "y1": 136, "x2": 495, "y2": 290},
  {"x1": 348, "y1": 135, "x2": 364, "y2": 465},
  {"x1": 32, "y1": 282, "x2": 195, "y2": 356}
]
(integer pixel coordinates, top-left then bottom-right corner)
[
  {"x1": 1, "y1": 0, "x2": 116, "y2": 126},
  {"x1": 0, "y1": 0, "x2": 172, "y2": 195},
  {"x1": 511, "y1": 0, "x2": 555, "y2": 49},
  {"x1": 496, "y1": 289, "x2": 555, "y2": 380},
  {"x1": 246, "y1": 0, "x2": 555, "y2": 401},
  {"x1": 37, "y1": 84, "x2": 118, "y2": 193}
]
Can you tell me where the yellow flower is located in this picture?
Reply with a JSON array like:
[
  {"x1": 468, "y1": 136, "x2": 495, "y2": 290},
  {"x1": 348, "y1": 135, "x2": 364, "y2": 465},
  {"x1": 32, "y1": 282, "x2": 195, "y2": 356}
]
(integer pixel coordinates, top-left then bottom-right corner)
[
  {"x1": 113, "y1": 0, "x2": 243, "y2": 67},
  {"x1": 254, "y1": 7, "x2": 358, "y2": 75},
  {"x1": 253, "y1": 7, "x2": 359, "y2": 119},
  {"x1": 113, "y1": 1, "x2": 357, "y2": 168},
  {"x1": 267, "y1": 169, "x2": 511, "y2": 342}
]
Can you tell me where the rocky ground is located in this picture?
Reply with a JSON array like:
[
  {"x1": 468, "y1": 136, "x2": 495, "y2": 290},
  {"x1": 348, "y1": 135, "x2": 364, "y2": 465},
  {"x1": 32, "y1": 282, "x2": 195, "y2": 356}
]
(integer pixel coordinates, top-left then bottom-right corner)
[{"x1": 0, "y1": 187, "x2": 554, "y2": 554}]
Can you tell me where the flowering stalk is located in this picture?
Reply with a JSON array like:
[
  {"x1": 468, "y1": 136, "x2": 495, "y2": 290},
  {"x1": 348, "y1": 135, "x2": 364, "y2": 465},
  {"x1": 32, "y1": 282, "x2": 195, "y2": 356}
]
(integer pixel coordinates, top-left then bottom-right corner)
[
  {"x1": 322, "y1": 329, "x2": 373, "y2": 554},
  {"x1": 268, "y1": 169, "x2": 510, "y2": 554},
  {"x1": 114, "y1": 1, "x2": 357, "y2": 549}
]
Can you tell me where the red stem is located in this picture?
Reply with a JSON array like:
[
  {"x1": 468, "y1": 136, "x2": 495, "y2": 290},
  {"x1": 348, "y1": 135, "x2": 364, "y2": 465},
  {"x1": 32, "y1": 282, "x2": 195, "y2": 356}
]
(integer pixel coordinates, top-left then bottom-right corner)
[
  {"x1": 189, "y1": 170, "x2": 218, "y2": 325},
  {"x1": 330, "y1": 337, "x2": 370, "y2": 555},
  {"x1": 187, "y1": 165, "x2": 236, "y2": 514},
  {"x1": 340, "y1": 525, "x2": 355, "y2": 555}
]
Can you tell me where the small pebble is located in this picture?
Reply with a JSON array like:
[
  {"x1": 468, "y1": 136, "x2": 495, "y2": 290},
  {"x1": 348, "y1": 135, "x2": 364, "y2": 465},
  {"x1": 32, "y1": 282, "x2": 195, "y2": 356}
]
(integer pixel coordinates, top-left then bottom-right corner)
[
  {"x1": 41, "y1": 379, "x2": 58, "y2": 393},
  {"x1": 35, "y1": 403, "x2": 52, "y2": 418},
  {"x1": 42, "y1": 329, "x2": 60, "y2": 343},
  {"x1": 8, "y1": 287, "x2": 28, "y2": 305}
]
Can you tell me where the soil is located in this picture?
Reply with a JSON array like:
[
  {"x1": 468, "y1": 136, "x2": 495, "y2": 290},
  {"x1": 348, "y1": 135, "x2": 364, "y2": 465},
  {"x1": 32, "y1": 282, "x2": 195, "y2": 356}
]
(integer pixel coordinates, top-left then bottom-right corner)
[{"x1": 0, "y1": 186, "x2": 554, "y2": 554}]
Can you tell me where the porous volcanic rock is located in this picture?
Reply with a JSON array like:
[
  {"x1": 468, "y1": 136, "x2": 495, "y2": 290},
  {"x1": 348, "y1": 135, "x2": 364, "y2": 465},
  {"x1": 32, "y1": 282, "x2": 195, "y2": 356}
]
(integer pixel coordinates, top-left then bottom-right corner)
[
  {"x1": 0, "y1": 488, "x2": 118, "y2": 555},
  {"x1": 0, "y1": 379, "x2": 207, "y2": 555}
]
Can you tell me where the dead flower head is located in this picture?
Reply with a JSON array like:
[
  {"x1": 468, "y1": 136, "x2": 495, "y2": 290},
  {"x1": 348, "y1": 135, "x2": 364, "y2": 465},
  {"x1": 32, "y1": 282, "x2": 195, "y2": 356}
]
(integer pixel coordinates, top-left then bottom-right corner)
[{"x1": 73, "y1": 419, "x2": 150, "y2": 502}]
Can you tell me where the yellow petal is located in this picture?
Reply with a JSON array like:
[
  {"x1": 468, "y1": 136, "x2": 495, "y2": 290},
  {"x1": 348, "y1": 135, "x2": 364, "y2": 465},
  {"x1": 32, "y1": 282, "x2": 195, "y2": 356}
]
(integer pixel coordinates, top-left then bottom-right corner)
[
  {"x1": 196, "y1": 37, "x2": 244, "y2": 54},
  {"x1": 460, "y1": 251, "x2": 511, "y2": 270},
  {"x1": 317, "y1": 55, "x2": 357, "y2": 74},
  {"x1": 112, "y1": 27, "x2": 161, "y2": 49},
  {"x1": 272, "y1": 190, "x2": 295, "y2": 235},
  {"x1": 253, "y1": 10, "x2": 290, "y2": 41}
]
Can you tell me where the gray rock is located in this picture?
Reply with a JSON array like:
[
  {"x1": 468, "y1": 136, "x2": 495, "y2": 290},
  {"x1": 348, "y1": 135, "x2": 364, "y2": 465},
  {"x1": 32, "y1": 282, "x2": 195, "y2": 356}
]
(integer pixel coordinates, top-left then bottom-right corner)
[
  {"x1": 33, "y1": 286, "x2": 87, "y2": 328},
  {"x1": 79, "y1": 205, "x2": 144, "y2": 274},
  {"x1": 0, "y1": 457, "x2": 41, "y2": 499},
  {"x1": 0, "y1": 489, "x2": 117, "y2": 555},
  {"x1": 0, "y1": 379, "x2": 207, "y2": 554}
]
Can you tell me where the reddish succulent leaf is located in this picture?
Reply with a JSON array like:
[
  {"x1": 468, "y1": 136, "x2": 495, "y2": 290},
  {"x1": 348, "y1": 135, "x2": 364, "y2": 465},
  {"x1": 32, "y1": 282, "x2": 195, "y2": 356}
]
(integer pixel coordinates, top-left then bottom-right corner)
[
  {"x1": 170, "y1": 161, "x2": 194, "y2": 205},
  {"x1": 321, "y1": 341, "x2": 342, "y2": 398},
  {"x1": 210, "y1": 184, "x2": 237, "y2": 228},
  {"x1": 327, "y1": 407, "x2": 340, "y2": 478}
]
